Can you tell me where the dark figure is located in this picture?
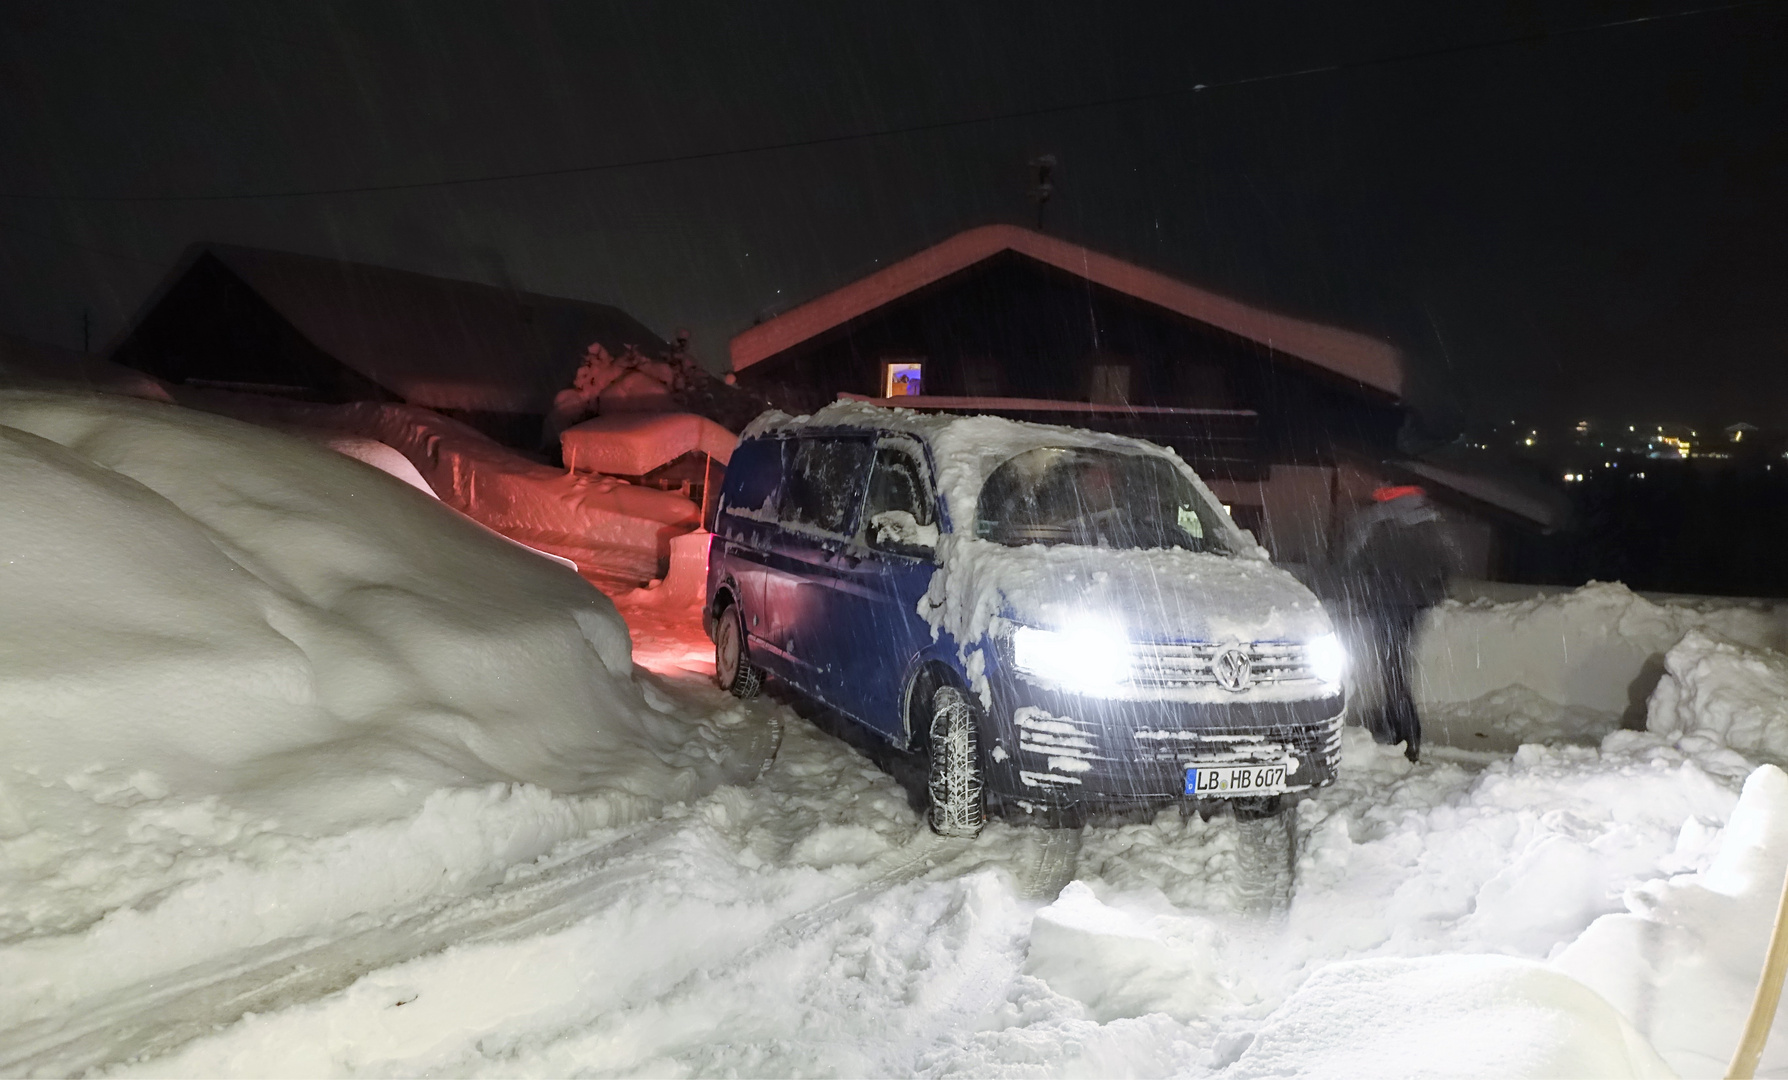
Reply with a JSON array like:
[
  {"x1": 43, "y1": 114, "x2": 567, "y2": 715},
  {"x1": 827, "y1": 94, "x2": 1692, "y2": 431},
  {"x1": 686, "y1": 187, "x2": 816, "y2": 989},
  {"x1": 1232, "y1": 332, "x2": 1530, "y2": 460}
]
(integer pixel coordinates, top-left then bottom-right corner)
[{"x1": 1320, "y1": 486, "x2": 1459, "y2": 762}]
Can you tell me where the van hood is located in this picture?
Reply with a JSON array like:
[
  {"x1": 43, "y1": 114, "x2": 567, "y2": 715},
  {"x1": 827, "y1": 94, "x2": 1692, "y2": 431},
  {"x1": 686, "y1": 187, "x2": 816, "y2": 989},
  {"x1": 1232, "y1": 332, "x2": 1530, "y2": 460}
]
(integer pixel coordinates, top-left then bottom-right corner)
[{"x1": 922, "y1": 539, "x2": 1332, "y2": 649}]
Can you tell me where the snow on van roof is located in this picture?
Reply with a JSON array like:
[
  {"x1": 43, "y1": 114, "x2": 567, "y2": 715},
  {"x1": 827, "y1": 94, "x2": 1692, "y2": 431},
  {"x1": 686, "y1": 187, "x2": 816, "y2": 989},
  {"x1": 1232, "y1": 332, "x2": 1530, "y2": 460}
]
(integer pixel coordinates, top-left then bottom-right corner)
[{"x1": 744, "y1": 399, "x2": 1248, "y2": 545}]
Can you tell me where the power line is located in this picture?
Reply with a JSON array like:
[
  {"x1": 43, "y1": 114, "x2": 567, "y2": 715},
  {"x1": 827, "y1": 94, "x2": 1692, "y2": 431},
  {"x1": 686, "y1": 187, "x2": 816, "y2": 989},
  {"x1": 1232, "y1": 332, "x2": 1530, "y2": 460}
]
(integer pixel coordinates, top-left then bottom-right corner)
[
  {"x1": 0, "y1": 217, "x2": 165, "y2": 266},
  {"x1": 0, "y1": 0, "x2": 1769, "y2": 205}
]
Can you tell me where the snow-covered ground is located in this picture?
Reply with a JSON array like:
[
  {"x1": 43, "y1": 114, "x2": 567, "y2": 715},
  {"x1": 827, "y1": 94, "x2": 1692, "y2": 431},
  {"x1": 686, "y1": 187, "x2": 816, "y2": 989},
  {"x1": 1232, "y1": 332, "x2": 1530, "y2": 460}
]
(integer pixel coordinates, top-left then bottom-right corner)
[{"x1": 7, "y1": 389, "x2": 1788, "y2": 1077}]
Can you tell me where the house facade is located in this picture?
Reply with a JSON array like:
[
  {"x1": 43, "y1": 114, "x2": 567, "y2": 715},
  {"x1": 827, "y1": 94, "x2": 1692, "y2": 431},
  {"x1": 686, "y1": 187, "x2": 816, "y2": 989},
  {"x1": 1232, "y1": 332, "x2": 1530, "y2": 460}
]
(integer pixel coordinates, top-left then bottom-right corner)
[{"x1": 730, "y1": 225, "x2": 1554, "y2": 574}]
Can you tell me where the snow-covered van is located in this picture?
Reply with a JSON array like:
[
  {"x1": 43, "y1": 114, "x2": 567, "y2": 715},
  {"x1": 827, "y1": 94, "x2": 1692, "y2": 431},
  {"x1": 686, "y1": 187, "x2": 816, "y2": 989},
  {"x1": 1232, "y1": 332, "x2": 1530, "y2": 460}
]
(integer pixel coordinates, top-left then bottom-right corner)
[{"x1": 703, "y1": 402, "x2": 1346, "y2": 837}]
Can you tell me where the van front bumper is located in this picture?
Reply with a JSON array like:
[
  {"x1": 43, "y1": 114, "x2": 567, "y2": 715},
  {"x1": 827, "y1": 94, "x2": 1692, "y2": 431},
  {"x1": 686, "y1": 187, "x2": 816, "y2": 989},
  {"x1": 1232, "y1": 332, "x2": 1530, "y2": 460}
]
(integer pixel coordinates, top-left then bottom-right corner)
[{"x1": 979, "y1": 685, "x2": 1345, "y2": 811}]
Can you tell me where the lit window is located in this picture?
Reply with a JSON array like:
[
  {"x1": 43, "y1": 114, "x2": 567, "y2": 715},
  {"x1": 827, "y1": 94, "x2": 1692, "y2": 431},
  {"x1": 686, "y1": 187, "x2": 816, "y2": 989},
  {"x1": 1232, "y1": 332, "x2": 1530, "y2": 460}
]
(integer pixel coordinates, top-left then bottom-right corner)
[{"x1": 882, "y1": 361, "x2": 924, "y2": 398}]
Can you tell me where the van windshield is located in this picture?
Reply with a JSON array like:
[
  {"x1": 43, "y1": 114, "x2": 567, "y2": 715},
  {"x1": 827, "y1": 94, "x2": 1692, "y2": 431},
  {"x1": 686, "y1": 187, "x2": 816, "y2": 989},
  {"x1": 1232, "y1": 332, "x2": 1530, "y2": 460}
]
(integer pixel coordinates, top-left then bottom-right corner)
[{"x1": 974, "y1": 447, "x2": 1232, "y2": 552}]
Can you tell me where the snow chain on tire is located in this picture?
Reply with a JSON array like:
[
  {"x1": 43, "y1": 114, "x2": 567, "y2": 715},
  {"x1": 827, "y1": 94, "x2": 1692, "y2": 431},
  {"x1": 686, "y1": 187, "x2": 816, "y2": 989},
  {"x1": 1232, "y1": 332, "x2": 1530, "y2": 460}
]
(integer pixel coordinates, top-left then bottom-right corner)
[
  {"x1": 927, "y1": 685, "x2": 985, "y2": 839},
  {"x1": 716, "y1": 604, "x2": 761, "y2": 700}
]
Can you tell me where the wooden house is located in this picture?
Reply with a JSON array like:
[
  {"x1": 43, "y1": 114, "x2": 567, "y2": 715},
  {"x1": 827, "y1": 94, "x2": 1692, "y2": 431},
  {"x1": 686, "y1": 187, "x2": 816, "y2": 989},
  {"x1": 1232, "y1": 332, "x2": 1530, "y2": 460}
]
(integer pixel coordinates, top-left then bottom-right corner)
[{"x1": 730, "y1": 225, "x2": 1557, "y2": 574}]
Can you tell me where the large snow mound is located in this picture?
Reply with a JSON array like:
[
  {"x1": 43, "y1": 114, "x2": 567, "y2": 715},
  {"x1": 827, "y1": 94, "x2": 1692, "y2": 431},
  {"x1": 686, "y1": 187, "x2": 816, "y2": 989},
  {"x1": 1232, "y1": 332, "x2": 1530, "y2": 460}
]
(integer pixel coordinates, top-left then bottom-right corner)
[{"x1": 0, "y1": 392, "x2": 768, "y2": 971}]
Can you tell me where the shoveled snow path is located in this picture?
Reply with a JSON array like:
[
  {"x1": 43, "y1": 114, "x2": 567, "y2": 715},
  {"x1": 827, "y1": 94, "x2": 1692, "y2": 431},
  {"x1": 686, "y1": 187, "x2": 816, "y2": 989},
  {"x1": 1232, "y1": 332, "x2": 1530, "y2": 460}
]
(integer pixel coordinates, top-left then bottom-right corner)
[
  {"x1": 84, "y1": 709, "x2": 1085, "y2": 1076},
  {"x1": 3, "y1": 668, "x2": 1090, "y2": 1075},
  {"x1": 2, "y1": 704, "x2": 982, "y2": 1076},
  {"x1": 24, "y1": 597, "x2": 1760, "y2": 1077}
]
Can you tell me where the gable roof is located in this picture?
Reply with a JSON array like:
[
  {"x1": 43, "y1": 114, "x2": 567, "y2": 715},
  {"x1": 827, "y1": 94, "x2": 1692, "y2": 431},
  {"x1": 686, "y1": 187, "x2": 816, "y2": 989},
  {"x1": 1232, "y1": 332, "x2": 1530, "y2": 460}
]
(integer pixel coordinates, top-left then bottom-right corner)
[
  {"x1": 200, "y1": 245, "x2": 668, "y2": 412},
  {"x1": 729, "y1": 224, "x2": 1403, "y2": 397}
]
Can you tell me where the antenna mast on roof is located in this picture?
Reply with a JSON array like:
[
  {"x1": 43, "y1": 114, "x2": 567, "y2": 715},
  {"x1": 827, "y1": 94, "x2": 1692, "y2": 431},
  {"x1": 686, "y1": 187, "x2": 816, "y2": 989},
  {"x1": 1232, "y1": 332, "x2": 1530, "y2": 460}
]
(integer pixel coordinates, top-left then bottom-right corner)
[{"x1": 1029, "y1": 155, "x2": 1056, "y2": 232}]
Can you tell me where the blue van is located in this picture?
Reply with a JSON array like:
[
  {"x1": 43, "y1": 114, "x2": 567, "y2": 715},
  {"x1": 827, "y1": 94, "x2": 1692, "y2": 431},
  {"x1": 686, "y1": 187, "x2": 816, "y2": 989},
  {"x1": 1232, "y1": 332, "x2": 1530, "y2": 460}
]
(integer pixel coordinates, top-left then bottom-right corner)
[{"x1": 704, "y1": 402, "x2": 1346, "y2": 838}]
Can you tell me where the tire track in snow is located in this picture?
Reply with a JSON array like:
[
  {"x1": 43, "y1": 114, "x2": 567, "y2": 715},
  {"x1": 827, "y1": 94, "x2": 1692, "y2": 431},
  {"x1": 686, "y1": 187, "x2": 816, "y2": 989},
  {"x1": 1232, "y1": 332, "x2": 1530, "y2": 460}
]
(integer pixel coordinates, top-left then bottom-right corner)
[
  {"x1": 1013, "y1": 826, "x2": 1083, "y2": 900},
  {"x1": 0, "y1": 815, "x2": 685, "y2": 1076},
  {"x1": 1229, "y1": 809, "x2": 1298, "y2": 917},
  {"x1": 777, "y1": 830, "x2": 977, "y2": 939},
  {"x1": 4, "y1": 817, "x2": 978, "y2": 1075}
]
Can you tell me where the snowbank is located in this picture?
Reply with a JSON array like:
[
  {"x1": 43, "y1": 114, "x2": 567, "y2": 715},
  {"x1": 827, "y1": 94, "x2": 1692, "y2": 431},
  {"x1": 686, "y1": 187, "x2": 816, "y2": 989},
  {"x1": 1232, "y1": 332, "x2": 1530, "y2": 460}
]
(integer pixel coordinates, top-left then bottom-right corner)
[
  {"x1": 0, "y1": 390, "x2": 770, "y2": 1025},
  {"x1": 172, "y1": 390, "x2": 701, "y2": 588},
  {"x1": 1413, "y1": 581, "x2": 1787, "y2": 747},
  {"x1": 0, "y1": 336, "x2": 172, "y2": 403},
  {"x1": 1647, "y1": 630, "x2": 1788, "y2": 764},
  {"x1": 1557, "y1": 764, "x2": 1788, "y2": 1077},
  {"x1": 300, "y1": 402, "x2": 701, "y2": 587},
  {"x1": 309, "y1": 432, "x2": 436, "y2": 495}
]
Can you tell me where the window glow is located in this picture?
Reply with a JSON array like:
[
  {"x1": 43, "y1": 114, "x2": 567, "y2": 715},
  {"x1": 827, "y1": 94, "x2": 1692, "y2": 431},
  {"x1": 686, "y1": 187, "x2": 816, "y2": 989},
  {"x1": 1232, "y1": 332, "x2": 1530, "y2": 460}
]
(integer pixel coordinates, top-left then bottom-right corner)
[{"x1": 882, "y1": 361, "x2": 924, "y2": 397}]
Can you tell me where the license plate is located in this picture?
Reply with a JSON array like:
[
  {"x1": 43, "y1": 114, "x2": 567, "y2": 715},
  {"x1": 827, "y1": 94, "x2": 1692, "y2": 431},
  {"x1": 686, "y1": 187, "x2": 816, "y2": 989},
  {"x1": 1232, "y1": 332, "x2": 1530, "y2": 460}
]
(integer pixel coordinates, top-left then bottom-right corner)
[{"x1": 1185, "y1": 762, "x2": 1289, "y2": 797}]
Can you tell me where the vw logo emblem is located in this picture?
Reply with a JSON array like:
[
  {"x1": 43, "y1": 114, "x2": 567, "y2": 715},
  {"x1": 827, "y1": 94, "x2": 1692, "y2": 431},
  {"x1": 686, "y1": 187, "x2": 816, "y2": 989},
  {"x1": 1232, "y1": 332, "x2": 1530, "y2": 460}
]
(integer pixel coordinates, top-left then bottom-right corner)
[{"x1": 1211, "y1": 645, "x2": 1254, "y2": 692}]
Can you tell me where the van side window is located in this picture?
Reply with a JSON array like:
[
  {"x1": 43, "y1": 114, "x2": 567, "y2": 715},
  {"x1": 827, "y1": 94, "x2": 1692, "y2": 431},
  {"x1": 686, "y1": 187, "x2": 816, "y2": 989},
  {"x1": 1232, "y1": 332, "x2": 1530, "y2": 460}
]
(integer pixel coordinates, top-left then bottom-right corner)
[
  {"x1": 720, "y1": 438, "x2": 784, "y2": 518},
  {"x1": 864, "y1": 447, "x2": 939, "y2": 553},
  {"x1": 783, "y1": 437, "x2": 873, "y2": 535}
]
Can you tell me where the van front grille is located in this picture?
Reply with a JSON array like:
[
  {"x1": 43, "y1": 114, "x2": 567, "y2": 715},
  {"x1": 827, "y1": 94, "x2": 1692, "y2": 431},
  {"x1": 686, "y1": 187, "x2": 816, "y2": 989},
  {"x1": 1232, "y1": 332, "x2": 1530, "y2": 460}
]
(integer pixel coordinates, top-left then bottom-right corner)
[{"x1": 1127, "y1": 641, "x2": 1318, "y2": 690}]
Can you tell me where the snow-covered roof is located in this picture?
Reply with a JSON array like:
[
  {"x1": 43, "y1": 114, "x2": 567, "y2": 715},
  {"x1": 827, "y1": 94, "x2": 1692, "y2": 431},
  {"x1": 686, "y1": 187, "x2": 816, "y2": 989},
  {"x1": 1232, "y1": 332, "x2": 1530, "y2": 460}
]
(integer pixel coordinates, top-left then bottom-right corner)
[
  {"x1": 1395, "y1": 458, "x2": 1564, "y2": 530},
  {"x1": 561, "y1": 411, "x2": 739, "y2": 476},
  {"x1": 730, "y1": 225, "x2": 1403, "y2": 397},
  {"x1": 196, "y1": 246, "x2": 668, "y2": 412}
]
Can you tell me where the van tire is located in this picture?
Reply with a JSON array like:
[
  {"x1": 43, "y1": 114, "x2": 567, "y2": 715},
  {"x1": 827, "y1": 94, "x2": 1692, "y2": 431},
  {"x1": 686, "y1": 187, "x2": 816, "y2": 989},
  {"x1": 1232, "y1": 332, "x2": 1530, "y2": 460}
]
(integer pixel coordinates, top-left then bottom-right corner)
[
  {"x1": 926, "y1": 685, "x2": 985, "y2": 839},
  {"x1": 714, "y1": 602, "x2": 761, "y2": 700}
]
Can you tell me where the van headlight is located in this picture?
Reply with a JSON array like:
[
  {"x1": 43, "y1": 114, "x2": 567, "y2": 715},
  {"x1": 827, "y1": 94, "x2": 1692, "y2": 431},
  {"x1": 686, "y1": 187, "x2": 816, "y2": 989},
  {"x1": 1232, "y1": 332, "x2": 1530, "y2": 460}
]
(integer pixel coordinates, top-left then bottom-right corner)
[
  {"x1": 1011, "y1": 621, "x2": 1132, "y2": 694},
  {"x1": 1305, "y1": 632, "x2": 1347, "y2": 690}
]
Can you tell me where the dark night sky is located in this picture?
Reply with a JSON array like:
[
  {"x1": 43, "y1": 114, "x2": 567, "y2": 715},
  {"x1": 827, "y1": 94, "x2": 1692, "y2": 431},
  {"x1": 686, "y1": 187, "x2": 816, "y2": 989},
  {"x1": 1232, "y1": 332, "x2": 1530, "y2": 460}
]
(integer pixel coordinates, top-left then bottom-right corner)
[{"x1": 1, "y1": 0, "x2": 1784, "y2": 430}]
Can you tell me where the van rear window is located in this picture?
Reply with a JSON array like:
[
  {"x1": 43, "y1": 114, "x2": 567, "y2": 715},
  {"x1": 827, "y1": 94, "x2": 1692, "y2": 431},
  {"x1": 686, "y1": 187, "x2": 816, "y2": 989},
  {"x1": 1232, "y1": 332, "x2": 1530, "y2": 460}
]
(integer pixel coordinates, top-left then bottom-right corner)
[{"x1": 721, "y1": 438, "x2": 784, "y2": 517}]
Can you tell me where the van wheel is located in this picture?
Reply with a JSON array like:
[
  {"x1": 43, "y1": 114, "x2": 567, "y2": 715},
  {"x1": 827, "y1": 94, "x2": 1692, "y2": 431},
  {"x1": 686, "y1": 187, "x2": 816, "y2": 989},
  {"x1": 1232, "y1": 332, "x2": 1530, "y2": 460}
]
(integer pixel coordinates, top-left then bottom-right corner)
[
  {"x1": 714, "y1": 602, "x2": 761, "y2": 699},
  {"x1": 926, "y1": 685, "x2": 985, "y2": 839}
]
